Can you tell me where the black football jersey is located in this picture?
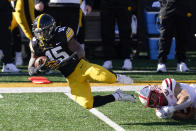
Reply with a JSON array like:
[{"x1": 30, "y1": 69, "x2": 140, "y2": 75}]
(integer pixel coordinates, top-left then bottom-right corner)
[{"x1": 30, "y1": 26, "x2": 80, "y2": 77}]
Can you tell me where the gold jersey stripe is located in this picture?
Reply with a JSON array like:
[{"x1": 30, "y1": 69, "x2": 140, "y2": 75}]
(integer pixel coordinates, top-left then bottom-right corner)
[
  {"x1": 37, "y1": 14, "x2": 44, "y2": 28},
  {"x1": 66, "y1": 27, "x2": 74, "y2": 42}
]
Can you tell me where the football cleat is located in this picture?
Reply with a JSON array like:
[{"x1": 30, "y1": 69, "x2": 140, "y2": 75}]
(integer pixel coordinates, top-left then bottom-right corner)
[
  {"x1": 116, "y1": 74, "x2": 133, "y2": 84},
  {"x1": 122, "y1": 59, "x2": 133, "y2": 70},
  {"x1": 113, "y1": 89, "x2": 136, "y2": 102},
  {"x1": 102, "y1": 60, "x2": 113, "y2": 70},
  {"x1": 2, "y1": 63, "x2": 21, "y2": 73},
  {"x1": 176, "y1": 62, "x2": 189, "y2": 72},
  {"x1": 157, "y1": 63, "x2": 167, "y2": 72}
]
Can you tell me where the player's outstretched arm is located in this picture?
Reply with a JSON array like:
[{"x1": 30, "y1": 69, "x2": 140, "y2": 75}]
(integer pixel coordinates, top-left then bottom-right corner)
[
  {"x1": 172, "y1": 84, "x2": 192, "y2": 111},
  {"x1": 28, "y1": 52, "x2": 37, "y2": 76},
  {"x1": 68, "y1": 38, "x2": 85, "y2": 59}
]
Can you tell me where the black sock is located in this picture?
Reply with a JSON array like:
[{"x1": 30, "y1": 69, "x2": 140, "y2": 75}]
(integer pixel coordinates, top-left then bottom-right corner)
[{"x1": 93, "y1": 95, "x2": 115, "y2": 108}]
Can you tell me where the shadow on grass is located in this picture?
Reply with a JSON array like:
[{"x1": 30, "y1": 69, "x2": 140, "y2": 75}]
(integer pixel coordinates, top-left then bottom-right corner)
[{"x1": 121, "y1": 120, "x2": 196, "y2": 126}]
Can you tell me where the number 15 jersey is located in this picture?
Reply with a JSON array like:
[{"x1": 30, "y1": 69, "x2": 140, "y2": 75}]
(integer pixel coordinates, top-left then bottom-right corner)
[{"x1": 30, "y1": 26, "x2": 80, "y2": 77}]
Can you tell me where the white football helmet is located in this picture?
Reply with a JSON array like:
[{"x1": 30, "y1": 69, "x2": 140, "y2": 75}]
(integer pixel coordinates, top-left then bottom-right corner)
[{"x1": 139, "y1": 85, "x2": 165, "y2": 108}]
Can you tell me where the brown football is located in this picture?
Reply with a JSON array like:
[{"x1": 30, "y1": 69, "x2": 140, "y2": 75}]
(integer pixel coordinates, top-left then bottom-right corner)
[{"x1": 34, "y1": 56, "x2": 47, "y2": 68}]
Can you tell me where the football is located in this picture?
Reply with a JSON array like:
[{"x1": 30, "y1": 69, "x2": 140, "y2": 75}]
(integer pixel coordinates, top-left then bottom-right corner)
[{"x1": 34, "y1": 56, "x2": 48, "y2": 68}]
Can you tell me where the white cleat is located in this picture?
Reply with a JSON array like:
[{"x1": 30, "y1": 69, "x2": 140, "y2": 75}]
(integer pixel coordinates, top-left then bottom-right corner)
[
  {"x1": 102, "y1": 60, "x2": 113, "y2": 70},
  {"x1": 113, "y1": 89, "x2": 136, "y2": 102},
  {"x1": 157, "y1": 63, "x2": 167, "y2": 72},
  {"x1": 2, "y1": 63, "x2": 21, "y2": 73},
  {"x1": 176, "y1": 62, "x2": 189, "y2": 72},
  {"x1": 117, "y1": 74, "x2": 133, "y2": 84},
  {"x1": 122, "y1": 59, "x2": 133, "y2": 70}
]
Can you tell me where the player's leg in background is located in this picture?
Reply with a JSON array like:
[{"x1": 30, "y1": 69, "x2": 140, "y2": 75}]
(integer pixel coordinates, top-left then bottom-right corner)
[
  {"x1": 1, "y1": 11, "x2": 21, "y2": 72},
  {"x1": 12, "y1": 26, "x2": 23, "y2": 66}
]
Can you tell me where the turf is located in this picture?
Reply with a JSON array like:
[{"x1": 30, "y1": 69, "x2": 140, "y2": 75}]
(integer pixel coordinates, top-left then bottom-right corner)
[
  {"x1": 0, "y1": 92, "x2": 195, "y2": 131},
  {"x1": 0, "y1": 51, "x2": 196, "y2": 130},
  {"x1": 0, "y1": 93, "x2": 112, "y2": 131}
]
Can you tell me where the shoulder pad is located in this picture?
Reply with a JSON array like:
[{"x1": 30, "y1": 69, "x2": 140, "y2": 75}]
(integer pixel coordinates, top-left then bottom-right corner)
[
  {"x1": 65, "y1": 27, "x2": 74, "y2": 42},
  {"x1": 161, "y1": 78, "x2": 176, "y2": 91},
  {"x1": 55, "y1": 26, "x2": 74, "y2": 42}
]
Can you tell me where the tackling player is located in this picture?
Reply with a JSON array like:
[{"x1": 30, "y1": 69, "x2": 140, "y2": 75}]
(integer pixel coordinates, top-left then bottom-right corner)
[
  {"x1": 139, "y1": 78, "x2": 196, "y2": 119},
  {"x1": 28, "y1": 14, "x2": 136, "y2": 109}
]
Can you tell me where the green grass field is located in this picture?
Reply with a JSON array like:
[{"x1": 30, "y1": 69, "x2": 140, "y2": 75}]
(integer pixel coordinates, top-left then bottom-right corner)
[
  {"x1": 0, "y1": 92, "x2": 195, "y2": 131},
  {"x1": 0, "y1": 51, "x2": 196, "y2": 130}
]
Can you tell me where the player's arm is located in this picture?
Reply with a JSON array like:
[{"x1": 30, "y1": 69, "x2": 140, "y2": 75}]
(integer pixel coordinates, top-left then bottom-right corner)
[
  {"x1": 68, "y1": 38, "x2": 85, "y2": 59},
  {"x1": 164, "y1": 83, "x2": 192, "y2": 114},
  {"x1": 28, "y1": 40, "x2": 38, "y2": 75},
  {"x1": 65, "y1": 27, "x2": 85, "y2": 59},
  {"x1": 28, "y1": 39, "x2": 49, "y2": 75},
  {"x1": 28, "y1": 51, "x2": 36, "y2": 69},
  {"x1": 173, "y1": 83, "x2": 192, "y2": 110},
  {"x1": 28, "y1": 50, "x2": 48, "y2": 75}
]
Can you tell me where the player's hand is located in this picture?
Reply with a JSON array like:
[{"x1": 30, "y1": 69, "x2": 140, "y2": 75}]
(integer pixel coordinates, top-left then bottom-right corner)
[
  {"x1": 28, "y1": 67, "x2": 37, "y2": 76},
  {"x1": 156, "y1": 107, "x2": 174, "y2": 119},
  {"x1": 28, "y1": 66, "x2": 44, "y2": 76},
  {"x1": 45, "y1": 60, "x2": 60, "y2": 70},
  {"x1": 162, "y1": 106, "x2": 175, "y2": 114},
  {"x1": 28, "y1": 64, "x2": 47, "y2": 76},
  {"x1": 36, "y1": 62, "x2": 47, "y2": 72}
]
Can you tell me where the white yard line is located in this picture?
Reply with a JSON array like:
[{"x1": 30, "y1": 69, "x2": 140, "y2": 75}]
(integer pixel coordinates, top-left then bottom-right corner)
[
  {"x1": 0, "y1": 85, "x2": 143, "y2": 131},
  {"x1": 0, "y1": 86, "x2": 143, "y2": 93},
  {"x1": 64, "y1": 92, "x2": 126, "y2": 131}
]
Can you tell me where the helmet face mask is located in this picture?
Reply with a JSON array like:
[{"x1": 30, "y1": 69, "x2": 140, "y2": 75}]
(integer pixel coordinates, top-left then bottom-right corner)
[
  {"x1": 139, "y1": 85, "x2": 165, "y2": 108},
  {"x1": 33, "y1": 14, "x2": 56, "y2": 47},
  {"x1": 148, "y1": 89, "x2": 164, "y2": 108},
  {"x1": 34, "y1": 28, "x2": 44, "y2": 40}
]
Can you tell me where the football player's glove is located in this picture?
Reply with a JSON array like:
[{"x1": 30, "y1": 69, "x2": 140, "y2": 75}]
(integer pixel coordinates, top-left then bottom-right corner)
[
  {"x1": 28, "y1": 67, "x2": 37, "y2": 76},
  {"x1": 28, "y1": 64, "x2": 48, "y2": 76},
  {"x1": 155, "y1": 106, "x2": 174, "y2": 119}
]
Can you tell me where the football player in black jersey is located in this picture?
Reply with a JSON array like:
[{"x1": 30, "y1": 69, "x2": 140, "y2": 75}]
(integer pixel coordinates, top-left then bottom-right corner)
[{"x1": 28, "y1": 14, "x2": 136, "y2": 109}]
